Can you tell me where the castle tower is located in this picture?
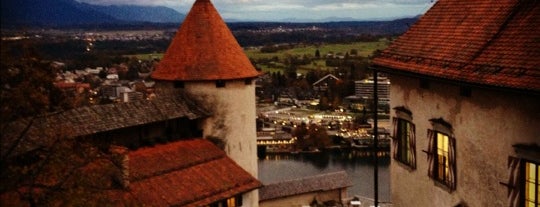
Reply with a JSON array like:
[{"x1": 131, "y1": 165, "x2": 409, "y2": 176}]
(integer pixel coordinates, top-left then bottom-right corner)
[{"x1": 151, "y1": 0, "x2": 260, "y2": 205}]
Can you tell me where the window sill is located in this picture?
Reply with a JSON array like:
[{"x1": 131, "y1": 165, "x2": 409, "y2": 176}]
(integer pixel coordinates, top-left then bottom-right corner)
[
  {"x1": 393, "y1": 159, "x2": 416, "y2": 172},
  {"x1": 431, "y1": 179, "x2": 455, "y2": 193}
]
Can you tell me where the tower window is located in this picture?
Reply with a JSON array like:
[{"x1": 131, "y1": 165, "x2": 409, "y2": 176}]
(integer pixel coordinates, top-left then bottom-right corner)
[
  {"x1": 216, "y1": 80, "x2": 226, "y2": 88},
  {"x1": 420, "y1": 79, "x2": 430, "y2": 89},
  {"x1": 174, "y1": 81, "x2": 185, "y2": 88},
  {"x1": 460, "y1": 87, "x2": 471, "y2": 97},
  {"x1": 244, "y1": 78, "x2": 253, "y2": 85}
]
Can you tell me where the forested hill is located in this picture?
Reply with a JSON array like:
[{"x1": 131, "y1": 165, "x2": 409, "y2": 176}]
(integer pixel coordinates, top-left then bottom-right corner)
[{"x1": 0, "y1": 0, "x2": 185, "y2": 28}]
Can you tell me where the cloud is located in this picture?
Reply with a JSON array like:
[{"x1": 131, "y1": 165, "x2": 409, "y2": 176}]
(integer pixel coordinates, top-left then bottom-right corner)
[{"x1": 76, "y1": 0, "x2": 434, "y2": 21}]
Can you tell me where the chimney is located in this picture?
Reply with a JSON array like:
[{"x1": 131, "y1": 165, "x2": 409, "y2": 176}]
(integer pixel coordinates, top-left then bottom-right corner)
[{"x1": 110, "y1": 145, "x2": 130, "y2": 189}]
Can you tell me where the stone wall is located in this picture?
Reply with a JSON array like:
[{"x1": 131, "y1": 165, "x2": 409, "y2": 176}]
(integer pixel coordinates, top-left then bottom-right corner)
[
  {"x1": 389, "y1": 75, "x2": 540, "y2": 207},
  {"x1": 184, "y1": 80, "x2": 259, "y2": 206}
]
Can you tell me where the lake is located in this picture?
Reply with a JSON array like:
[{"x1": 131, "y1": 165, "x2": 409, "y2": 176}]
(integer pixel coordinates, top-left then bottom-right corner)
[{"x1": 258, "y1": 149, "x2": 391, "y2": 202}]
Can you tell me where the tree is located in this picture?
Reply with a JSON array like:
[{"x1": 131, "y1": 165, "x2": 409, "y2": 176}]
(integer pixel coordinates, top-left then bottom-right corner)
[
  {"x1": 292, "y1": 123, "x2": 331, "y2": 151},
  {"x1": 307, "y1": 123, "x2": 331, "y2": 149},
  {"x1": 292, "y1": 122, "x2": 308, "y2": 151},
  {"x1": 0, "y1": 43, "x2": 117, "y2": 206}
]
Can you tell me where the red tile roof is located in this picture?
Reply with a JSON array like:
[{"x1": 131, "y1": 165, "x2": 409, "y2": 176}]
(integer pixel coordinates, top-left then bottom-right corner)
[
  {"x1": 373, "y1": 0, "x2": 540, "y2": 92},
  {"x1": 126, "y1": 139, "x2": 262, "y2": 206},
  {"x1": 152, "y1": 0, "x2": 259, "y2": 81}
]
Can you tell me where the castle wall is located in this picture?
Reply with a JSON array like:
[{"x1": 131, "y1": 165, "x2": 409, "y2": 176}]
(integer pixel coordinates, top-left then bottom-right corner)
[
  {"x1": 389, "y1": 75, "x2": 540, "y2": 207},
  {"x1": 184, "y1": 79, "x2": 259, "y2": 206}
]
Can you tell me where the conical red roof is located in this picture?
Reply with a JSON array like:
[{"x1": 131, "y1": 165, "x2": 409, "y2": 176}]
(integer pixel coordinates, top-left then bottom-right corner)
[{"x1": 152, "y1": 0, "x2": 259, "y2": 81}]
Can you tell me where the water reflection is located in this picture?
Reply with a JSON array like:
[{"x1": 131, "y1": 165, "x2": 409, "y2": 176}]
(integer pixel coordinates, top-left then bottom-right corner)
[{"x1": 258, "y1": 149, "x2": 391, "y2": 201}]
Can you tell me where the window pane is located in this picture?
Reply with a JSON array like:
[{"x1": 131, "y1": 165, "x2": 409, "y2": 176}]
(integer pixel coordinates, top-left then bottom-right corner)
[
  {"x1": 435, "y1": 132, "x2": 450, "y2": 183},
  {"x1": 527, "y1": 162, "x2": 536, "y2": 180},
  {"x1": 437, "y1": 134, "x2": 443, "y2": 149},
  {"x1": 227, "y1": 197, "x2": 236, "y2": 207},
  {"x1": 524, "y1": 161, "x2": 539, "y2": 205},
  {"x1": 396, "y1": 119, "x2": 413, "y2": 166},
  {"x1": 527, "y1": 182, "x2": 535, "y2": 201}
]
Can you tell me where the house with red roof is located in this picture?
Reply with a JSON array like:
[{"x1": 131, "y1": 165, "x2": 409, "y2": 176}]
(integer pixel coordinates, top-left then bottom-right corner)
[
  {"x1": 372, "y1": 0, "x2": 539, "y2": 206},
  {"x1": 2, "y1": 0, "x2": 262, "y2": 206}
]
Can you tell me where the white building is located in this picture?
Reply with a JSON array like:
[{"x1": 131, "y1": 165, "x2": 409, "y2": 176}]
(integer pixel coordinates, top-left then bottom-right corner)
[{"x1": 372, "y1": 0, "x2": 540, "y2": 206}]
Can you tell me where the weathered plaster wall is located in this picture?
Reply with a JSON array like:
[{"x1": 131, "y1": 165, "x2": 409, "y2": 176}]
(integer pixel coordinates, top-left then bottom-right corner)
[
  {"x1": 389, "y1": 75, "x2": 540, "y2": 207},
  {"x1": 184, "y1": 80, "x2": 259, "y2": 206}
]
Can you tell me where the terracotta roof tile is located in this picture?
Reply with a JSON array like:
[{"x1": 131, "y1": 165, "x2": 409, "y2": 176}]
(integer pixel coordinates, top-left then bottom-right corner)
[
  {"x1": 152, "y1": 0, "x2": 259, "y2": 81},
  {"x1": 373, "y1": 0, "x2": 540, "y2": 92},
  {"x1": 128, "y1": 139, "x2": 262, "y2": 206},
  {"x1": 1, "y1": 91, "x2": 210, "y2": 158}
]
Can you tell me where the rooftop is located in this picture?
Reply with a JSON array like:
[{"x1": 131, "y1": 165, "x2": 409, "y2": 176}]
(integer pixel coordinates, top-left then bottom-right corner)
[
  {"x1": 1, "y1": 139, "x2": 262, "y2": 207},
  {"x1": 372, "y1": 0, "x2": 540, "y2": 92},
  {"x1": 125, "y1": 139, "x2": 262, "y2": 206},
  {"x1": 151, "y1": 0, "x2": 259, "y2": 81},
  {"x1": 259, "y1": 171, "x2": 352, "y2": 201},
  {"x1": 1, "y1": 90, "x2": 209, "y2": 158}
]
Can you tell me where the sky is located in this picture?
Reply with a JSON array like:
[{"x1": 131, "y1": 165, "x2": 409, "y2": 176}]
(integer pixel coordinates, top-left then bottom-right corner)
[{"x1": 77, "y1": 0, "x2": 436, "y2": 22}]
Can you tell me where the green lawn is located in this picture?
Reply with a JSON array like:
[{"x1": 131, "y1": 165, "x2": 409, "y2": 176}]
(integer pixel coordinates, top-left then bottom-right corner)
[
  {"x1": 245, "y1": 39, "x2": 390, "y2": 60},
  {"x1": 245, "y1": 40, "x2": 390, "y2": 73},
  {"x1": 128, "y1": 39, "x2": 390, "y2": 74},
  {"x1": 125, "y1": 53, "x2": 164, "y2": 60}
]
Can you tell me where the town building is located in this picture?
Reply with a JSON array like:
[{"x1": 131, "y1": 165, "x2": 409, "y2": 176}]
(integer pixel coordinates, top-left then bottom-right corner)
[
  {"x1": 353, "y1": 76, "x2": 390, "y2": 105},
  {"x1": 259, "y1": 171, "x2": 352, "y2": 207},
  {"x1": 372, "y1": 0, "x2": 539, "y2": 206},
  {"x1": 312, "y1": 74, "x2": 341, "y2": 93}
]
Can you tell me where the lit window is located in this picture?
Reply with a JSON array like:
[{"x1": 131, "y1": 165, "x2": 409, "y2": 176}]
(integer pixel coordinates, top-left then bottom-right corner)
[
  {"x1": 392, "y1": 118, "x2": 416, "y2": 169},
  {"x1": 436, "y1": 133, "x2": 450, "y2": 182},
  {"x1": 525, "y1": 161, "x2": 539, "y2": 207},
  {"x1": 427, "y1": 128, "x2": 456, "y2": 191},
  {"x1": 505, "y1": 156, "x2": 540, "y2": 207}
]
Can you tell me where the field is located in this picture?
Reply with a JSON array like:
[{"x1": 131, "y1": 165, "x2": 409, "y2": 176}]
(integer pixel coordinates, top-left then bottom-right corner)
[
  {"x1": 128, "y1": 39, "x2": 390, "y2": 74},
  {"x1": 244, "y1": 40, "x2": 390, "y2": 60},
  {"x1": 246, "y1": 39, "x2": 390, "y2": 74}
]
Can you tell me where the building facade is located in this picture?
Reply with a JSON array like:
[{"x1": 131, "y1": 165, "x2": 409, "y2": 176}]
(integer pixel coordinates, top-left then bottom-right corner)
[
  {"x1": 259, "y1": 171, "x2": 352, "y2": 207},
  {"x1": 373, "y1": 0, "x2": 540, "y2": 206}
]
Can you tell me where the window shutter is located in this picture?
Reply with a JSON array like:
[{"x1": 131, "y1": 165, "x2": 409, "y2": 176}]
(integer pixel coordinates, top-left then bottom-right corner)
[
  {"x1": 409, "y1": 123, "x2": 417, "y2": 169},
  {"x1": 427, "y1": 129, "x2": 436, "y2": 178},
  {"x1": 392, "y1": 117, "x2": 399, "y2": 159},
  {"x1": 506, "y1": 156, "x2": 522, "y2": 207},
  {"x1": 448, "y1": 136, "x2": 457, "y2": 190}
]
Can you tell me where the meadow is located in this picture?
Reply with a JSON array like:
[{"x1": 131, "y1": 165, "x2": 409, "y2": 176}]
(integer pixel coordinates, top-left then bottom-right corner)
[{"x1": 128, "y1": 39, "x2": 390, "y2": 74}]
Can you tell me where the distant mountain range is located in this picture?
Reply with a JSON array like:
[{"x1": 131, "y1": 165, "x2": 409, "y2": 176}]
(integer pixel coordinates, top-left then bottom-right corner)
[
  {"x1": 0, "y1": 0, "x2": 419, "y2": 31},
  {"x1": 1, "y1": 0, "x2": 186, "y2": 27}
]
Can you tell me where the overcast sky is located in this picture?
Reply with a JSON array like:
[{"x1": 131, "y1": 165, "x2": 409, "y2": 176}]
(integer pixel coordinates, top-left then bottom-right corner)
[{"x1": 77, "y1": 0, "x2": 436, "y2": 22}]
